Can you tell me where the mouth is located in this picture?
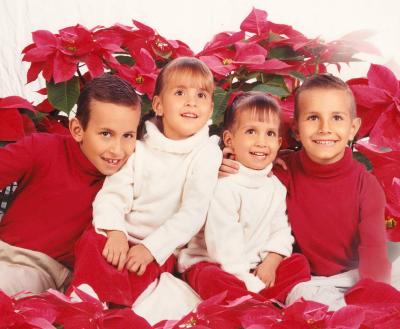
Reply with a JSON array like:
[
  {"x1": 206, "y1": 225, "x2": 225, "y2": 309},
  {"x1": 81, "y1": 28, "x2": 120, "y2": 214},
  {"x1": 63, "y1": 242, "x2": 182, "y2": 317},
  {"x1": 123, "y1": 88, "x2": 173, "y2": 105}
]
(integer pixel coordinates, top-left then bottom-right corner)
[
  {"x1": 249, "y1": 151, "x2": 268, "y2": 160},
  {"x1": 313, "y1": 140, "x2": 338, "y2": 145},
  {"x1": 102, "y1": 157, "x2": 123, "y2": 166},
  {"x1": 181, "y1": 112, "x2": 198, "y2": 119}
]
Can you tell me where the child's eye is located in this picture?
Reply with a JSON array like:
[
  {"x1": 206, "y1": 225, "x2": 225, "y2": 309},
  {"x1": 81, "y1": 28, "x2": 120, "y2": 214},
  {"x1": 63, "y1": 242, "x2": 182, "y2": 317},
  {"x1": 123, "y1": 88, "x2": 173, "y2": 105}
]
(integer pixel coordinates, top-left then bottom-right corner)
[
  {"x1": 245, "y1": 129, "x2": 256, "y2": 135},
  {"x1": 100, "y1": 131, "x2": 111, "y2": 137},
  {"x1": 175, "y1": 90, "x2": 184, "y2": 96},
  {"x1": 198, "y1": 92, "x2": 207, "y2": 99},
  {"x1": 333, "y1": 115, "x2": 344, "y2": 121},
  {"x1": 267, "y1": 131, "x2": 276, "y2": 137},
  {"x1": 307, "y1": 115, "x2": 319, "y2": 121},
  {"x1": 123, "y1": 133, "x2": 135, "y2": 139}
]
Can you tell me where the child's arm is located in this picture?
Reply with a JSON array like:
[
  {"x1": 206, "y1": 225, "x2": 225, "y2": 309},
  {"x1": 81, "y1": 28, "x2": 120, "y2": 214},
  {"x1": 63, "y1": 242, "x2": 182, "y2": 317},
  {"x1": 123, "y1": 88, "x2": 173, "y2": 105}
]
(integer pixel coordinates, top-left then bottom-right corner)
[
  {"x1": 254, "y1": 252, "x2": 283, "y2": 287},
  {"x1": 0, "y1": 136, "x2": 34, "y2": 189},
  {"x1": 140, "y1": 144, "x2": 222, "y2": 266},
  {"x1": 103, "y1": 230, "x2": 129, "y2": 271},
  {"x1": 205, "y1": 182, "x2": 265, "y2": 293},
  {"x1": 358, "y1": 174, "x2": 391, "y2": 283}
]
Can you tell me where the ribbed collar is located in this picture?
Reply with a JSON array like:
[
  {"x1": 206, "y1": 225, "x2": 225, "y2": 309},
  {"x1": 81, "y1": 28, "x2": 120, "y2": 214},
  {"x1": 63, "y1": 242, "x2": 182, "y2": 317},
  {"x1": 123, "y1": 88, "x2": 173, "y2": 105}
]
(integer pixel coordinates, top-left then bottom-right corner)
[
  {"x1": 143, "y1": 121, "x2": 210, "y2": 154},
  {"x1": 229, "y1": 162, "x2": 273, "y2": 188},
  {"x1": 66, "y1": 135, "x2": 104, "y2": 179},
  {"x1": 299, "y1": 147, "x2": 354, "y2": 179}
]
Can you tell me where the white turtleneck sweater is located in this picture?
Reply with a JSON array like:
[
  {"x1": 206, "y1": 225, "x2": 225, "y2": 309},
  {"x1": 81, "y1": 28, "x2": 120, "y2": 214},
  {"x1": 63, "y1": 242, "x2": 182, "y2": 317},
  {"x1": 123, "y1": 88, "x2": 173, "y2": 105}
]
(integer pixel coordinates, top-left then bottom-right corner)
[
  {"x1": 178, "y1": 163, "x2": 294, "y2": 293},
  {"x1": 92, "y1": 121, "x2": 222, "y2": 266}
]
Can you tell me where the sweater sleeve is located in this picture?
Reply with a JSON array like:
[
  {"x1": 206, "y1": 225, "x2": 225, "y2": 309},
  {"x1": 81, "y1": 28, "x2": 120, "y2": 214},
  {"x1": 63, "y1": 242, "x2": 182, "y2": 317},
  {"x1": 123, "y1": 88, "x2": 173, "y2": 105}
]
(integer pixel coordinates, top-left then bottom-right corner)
[
  {"x1": 205, "y1": 181, "x2": 265, "y2": 293},
  {"x1": 0, "y1": 136, "x2": 34, "y2": 189},
  {"x1": 261, "y1": 181, "x2": 294, "y2": 258},
  {"x1": 142, "y1": 143, "x2": 222, "y2": 265},
  {"x1": 92, "y1": 153, "x2": 135, "y2": 238},
  {"x1": 358, "y1": 173, "x2": 391, "y2": 283}
]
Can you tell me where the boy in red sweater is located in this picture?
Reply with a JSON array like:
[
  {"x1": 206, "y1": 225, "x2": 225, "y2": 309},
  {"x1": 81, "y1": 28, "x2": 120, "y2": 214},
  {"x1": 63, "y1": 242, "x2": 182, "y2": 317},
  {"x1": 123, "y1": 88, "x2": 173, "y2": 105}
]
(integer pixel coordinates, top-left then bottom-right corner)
[
  {"x1": 220, "y1": 74, "x2": 391, "y2": 310},
  {"x1": 0, "y1": 74, "x2": 141, "y2": 296}
]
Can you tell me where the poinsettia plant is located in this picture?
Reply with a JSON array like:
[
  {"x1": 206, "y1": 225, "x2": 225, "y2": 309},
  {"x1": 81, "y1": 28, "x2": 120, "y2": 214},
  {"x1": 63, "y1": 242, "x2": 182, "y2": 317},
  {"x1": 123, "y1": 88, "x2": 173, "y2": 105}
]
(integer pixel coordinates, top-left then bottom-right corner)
[{"x1": 0, "y1": 7, "x2": 399, "y2": 239}]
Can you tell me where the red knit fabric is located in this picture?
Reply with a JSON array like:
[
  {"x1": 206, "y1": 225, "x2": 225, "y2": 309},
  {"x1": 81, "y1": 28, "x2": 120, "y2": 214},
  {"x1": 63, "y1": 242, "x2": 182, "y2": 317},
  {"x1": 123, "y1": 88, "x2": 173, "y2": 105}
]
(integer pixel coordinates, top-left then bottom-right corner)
[
  {"x1": 69, "y1": 228, "x2": 177, "y2": 306},
  {"x1": 183, "y1": 254, "x2": 310, "y2": 303},
  {"x1": 274, "y1": 148, "x2": 391, "y2": 282},
  {"x1": 0, "y1": 133, "x2": 105, "y2": 268}
]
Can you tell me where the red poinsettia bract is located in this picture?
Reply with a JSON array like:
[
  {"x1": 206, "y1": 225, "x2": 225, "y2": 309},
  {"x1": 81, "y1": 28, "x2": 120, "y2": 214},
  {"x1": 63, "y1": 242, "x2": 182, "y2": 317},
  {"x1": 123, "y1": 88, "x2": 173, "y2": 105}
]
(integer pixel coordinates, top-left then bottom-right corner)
[
  {"x1": 22, "y1": 25, "x2": 123, "y2": 83},
  {"x1": 349, "y1": 64, "x2": 400, "y2": 152},
  {"x1": 0, "y1": 96, "x2": 36, "y2": 141}
]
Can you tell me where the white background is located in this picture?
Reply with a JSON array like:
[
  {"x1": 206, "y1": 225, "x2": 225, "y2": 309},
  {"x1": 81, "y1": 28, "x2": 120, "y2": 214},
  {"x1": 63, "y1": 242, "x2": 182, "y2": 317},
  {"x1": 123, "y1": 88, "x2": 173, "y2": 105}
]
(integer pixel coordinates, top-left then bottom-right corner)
[{"x1": 1, "y1": 0, "x2": 399, "y2": 103}]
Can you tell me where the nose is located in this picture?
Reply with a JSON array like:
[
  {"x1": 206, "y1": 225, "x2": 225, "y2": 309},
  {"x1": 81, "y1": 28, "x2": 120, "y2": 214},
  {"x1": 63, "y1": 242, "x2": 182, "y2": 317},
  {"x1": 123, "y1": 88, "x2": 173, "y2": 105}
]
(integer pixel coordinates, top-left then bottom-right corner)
[
  {"x1": 185, "y1": 93, "x2": 197, "y2": 107},
  {"x1": 318, "y1": 118, "x2": 331, "y2": 134},
  {"x1": 109, "y1": 139, "x2": 123, "y2": 156},
  {"x1": 255, "y1": 134, "x2": 267, "y2": 147}
]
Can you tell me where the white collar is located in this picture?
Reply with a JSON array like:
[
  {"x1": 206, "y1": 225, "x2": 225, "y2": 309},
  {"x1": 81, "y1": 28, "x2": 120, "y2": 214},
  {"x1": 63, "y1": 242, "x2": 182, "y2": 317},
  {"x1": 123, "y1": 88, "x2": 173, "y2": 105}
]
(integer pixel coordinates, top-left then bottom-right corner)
[
  {"x1": 229, "y1": 162, "x2": 273, "y2": 188},
  {"x1": 143, "y1": 120, "x2": 210, "y2": 154}
]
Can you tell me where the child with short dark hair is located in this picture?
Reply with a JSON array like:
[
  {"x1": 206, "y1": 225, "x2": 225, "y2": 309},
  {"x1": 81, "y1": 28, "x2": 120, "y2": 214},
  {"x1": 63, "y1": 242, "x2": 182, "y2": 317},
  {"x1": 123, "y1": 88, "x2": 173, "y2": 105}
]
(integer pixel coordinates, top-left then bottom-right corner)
[
  {"x1": 69, "y1": 57, "x2": 222, "y2": 307},
  {"x1": 0, "y1": 74, "x2": 141, "y2": 295},
  {"x1": 281, "y1": 73, "x2": 391, "y2": 309},
  {"x1": 178, "y1": 92, "x2": 310, "y2": 303}
]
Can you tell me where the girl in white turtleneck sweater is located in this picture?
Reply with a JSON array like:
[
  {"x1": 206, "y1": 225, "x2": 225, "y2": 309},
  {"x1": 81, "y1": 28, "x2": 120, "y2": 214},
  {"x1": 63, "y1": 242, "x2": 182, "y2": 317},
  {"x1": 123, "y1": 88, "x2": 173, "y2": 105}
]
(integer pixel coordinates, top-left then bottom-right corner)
[
  {"x1": 178, "y1": 92, "x2": 310, "y2": 303},
  {"x1": 70, "y1": 57, "x2": 222, "y2": 307}
]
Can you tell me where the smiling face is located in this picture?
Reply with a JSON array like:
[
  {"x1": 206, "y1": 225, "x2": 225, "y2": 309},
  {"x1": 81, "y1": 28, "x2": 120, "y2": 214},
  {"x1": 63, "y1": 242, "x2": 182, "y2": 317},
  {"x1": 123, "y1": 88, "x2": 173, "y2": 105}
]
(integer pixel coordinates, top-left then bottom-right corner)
[
  {"x1": 70, "y1": 99, "x2": 141, "y2": 175},
  {"x1": 223, "y1": 109, "x2": 282, "y2": 170},
  {"x1": 295, "y1": 88, "x2": 361, "y2": 165},
  {"x1": 152, "y1": 73, "x2": 213, "y2": 140}
]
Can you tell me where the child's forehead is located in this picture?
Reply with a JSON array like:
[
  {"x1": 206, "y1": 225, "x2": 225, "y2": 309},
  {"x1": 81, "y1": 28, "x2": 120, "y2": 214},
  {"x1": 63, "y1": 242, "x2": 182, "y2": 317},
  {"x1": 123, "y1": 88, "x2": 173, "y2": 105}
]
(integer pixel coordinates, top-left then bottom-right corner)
[
  {"x1": 166, "y1": 71, "x2": 212, "y2": 90},
  {"x1": 235, "y1": 108, "x2": 280, "y2": 126},
  {"x1": 298, "y1": 88, "x2": 353, "y2": 113}
]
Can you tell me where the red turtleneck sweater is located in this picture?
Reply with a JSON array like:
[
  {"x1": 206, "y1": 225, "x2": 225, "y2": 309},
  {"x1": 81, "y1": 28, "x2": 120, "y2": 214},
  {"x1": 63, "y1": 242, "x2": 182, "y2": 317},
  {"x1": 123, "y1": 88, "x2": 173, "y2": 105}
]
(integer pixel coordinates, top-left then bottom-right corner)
[
  {"x1": 0, "y1": 133, "x2": 105, "y2": 268},
  {"x1": 275, "y1": 148, "x2": 391, "y2": 283}
]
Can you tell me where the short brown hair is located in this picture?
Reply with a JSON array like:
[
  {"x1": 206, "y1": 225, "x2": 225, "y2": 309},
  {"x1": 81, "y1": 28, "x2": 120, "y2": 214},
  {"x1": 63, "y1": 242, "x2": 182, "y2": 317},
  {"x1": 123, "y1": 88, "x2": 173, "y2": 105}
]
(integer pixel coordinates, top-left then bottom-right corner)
[
  {"x1": 76, "y1": 74, "x2": 140, "y2": 130},
  {"x1": 223, "y1": 91, "x2": 281, "y2": 131},
  {"x1": 294, "y1": 73, "x2": 356, "y2": 120}
]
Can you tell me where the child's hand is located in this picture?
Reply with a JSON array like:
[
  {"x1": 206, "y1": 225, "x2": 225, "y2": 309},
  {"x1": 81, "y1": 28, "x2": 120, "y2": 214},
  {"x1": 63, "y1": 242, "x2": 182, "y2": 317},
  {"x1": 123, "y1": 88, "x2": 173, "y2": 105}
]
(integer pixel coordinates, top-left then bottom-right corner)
[
  {"x1": 219, "y1": 147, "x2": 239, "y2": 178},
  {"x1": 103, "y1": 230, "x2": 129, "y2": 271},
  {"x1": 126, "y1": 244, "x2": 155, "y2": 276},
  {"x1": 254, "y1": 253, "x2": 283, "y2": 288}
]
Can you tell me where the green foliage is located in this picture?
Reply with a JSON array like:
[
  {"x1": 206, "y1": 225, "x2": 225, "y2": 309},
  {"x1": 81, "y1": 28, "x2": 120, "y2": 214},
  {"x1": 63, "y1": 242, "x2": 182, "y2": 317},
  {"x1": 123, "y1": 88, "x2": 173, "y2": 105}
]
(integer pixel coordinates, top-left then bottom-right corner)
[{"x1": 47, "y1": 77, "x2": 80, "y2": 115}]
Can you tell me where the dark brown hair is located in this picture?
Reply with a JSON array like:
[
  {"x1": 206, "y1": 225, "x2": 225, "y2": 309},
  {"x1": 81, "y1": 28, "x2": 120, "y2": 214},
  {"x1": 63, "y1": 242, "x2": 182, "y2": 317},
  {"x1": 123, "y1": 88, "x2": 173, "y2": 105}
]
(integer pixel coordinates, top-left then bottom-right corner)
[
  {"x1": 223, "y1": 91, "x2": 281, "y2": 131},
  {"x1": 76, "y1": 74, "x2": 140, "y2": 130},
  {"x1": 294, "y1": 73, "x2": 356, "y2": 120}
]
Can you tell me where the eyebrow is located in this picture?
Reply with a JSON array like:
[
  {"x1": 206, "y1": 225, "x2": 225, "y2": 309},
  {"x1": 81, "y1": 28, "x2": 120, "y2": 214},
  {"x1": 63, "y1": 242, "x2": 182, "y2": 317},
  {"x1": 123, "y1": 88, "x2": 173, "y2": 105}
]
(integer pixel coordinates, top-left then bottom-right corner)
[{"x1": 99, "y1": 128, "x2": 137, "y2": 134}]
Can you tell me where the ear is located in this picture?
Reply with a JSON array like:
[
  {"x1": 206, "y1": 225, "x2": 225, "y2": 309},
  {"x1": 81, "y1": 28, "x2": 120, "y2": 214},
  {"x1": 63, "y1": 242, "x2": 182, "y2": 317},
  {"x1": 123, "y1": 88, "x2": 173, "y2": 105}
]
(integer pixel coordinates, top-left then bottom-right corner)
[
  {"x1": 69, "y1": 117, "x2": 84, "y2": 143},
  {"x1": 152, "y1": 95, "x2": 163, "y2": 116},
  {"x1": 222, "y1": 130, "x2": 233, "y2": 149},
  {"x1": 292, "y1": 120, "x2": 300, "y2": 141},
  {"x1": 349, "y1": 117, "x2": 361, "y2": 141},
  {"x1": 278, "y1": 136, "x2": 282, "y2": 148}
]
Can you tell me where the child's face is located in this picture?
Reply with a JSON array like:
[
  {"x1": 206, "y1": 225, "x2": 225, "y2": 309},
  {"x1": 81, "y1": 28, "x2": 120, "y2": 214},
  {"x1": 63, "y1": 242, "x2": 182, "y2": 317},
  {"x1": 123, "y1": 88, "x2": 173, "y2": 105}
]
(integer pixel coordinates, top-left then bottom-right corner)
[
  {"x1": 223, "y1": 110, "x2": 282, "y2": 170},
  {"x1": 152, "y1": 74, "x2": 213, "y2": 140},
  {"x1": 70, "y1": 99, "x2": 140, "y2": 175},
  {"x1": 295, "y1": 88, "x2": 361, "y2": 165}
]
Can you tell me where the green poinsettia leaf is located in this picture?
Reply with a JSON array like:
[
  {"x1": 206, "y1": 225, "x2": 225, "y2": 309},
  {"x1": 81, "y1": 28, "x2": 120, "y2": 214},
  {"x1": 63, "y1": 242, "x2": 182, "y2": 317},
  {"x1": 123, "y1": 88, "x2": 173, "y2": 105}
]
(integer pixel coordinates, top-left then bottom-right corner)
[
  {"x1": 269, "y1": 46, "x2": 303, "y2": 61},
  {"x1": 212, "y1": 87, "x2": 229, "y2": 127},
  {"x1": 252, "y1": 82, "x2": 290, "y2": 98},
  {"x1": 115, "y1": 55, "x2": 135, "y2": 66},
  {"x1": 47, "y1": 77, "x2": 80, "y2": 115}
]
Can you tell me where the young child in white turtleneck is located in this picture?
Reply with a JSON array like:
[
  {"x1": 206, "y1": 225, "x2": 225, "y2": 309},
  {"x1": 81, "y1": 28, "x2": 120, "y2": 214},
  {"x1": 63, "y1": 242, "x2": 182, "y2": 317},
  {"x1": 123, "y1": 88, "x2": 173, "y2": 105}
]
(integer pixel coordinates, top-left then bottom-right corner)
[
  {"x1": 69, "y1": 57, "x2": 222, "y2": 307},
  {"x1": 178, "y1": 92, "x2": 310, "y2": 303}
]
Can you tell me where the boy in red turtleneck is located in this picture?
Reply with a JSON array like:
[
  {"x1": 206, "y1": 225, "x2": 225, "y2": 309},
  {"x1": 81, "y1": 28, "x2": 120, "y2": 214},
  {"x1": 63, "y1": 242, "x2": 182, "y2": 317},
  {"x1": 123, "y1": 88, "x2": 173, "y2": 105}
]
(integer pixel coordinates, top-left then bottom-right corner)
[
  {"x1": 0, "y1": 74, "x2": 141, "y2": 296},
  {"x1": 220, "y1": 74, "x2": 391, "y2": 310}
]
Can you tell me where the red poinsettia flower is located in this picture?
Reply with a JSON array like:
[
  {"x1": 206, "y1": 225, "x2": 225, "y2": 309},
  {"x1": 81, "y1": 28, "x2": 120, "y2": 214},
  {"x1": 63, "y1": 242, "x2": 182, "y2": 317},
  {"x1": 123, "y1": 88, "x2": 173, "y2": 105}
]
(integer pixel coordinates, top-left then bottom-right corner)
[
  {"x1": 114, "y1": 48, "x2": 158, "y2": 98},
  {"x1": 116, "y1": 20, "x2": 193, "y2": 63},
  {"x1": 0, "y1": 96, "x2": 36, "y2": 141},
  {"x1": 22, "y1": 25, "x2": 123, "y2": 83},
  {"x1": 349, "y1": 64, "x2": 400, "y2": 152},
  {"x1": 356, "y1": 140, "x2": 400, "y2": 241},
  {"x1": 199, "y1": 42, "x2": 267, "y2": 79}
]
